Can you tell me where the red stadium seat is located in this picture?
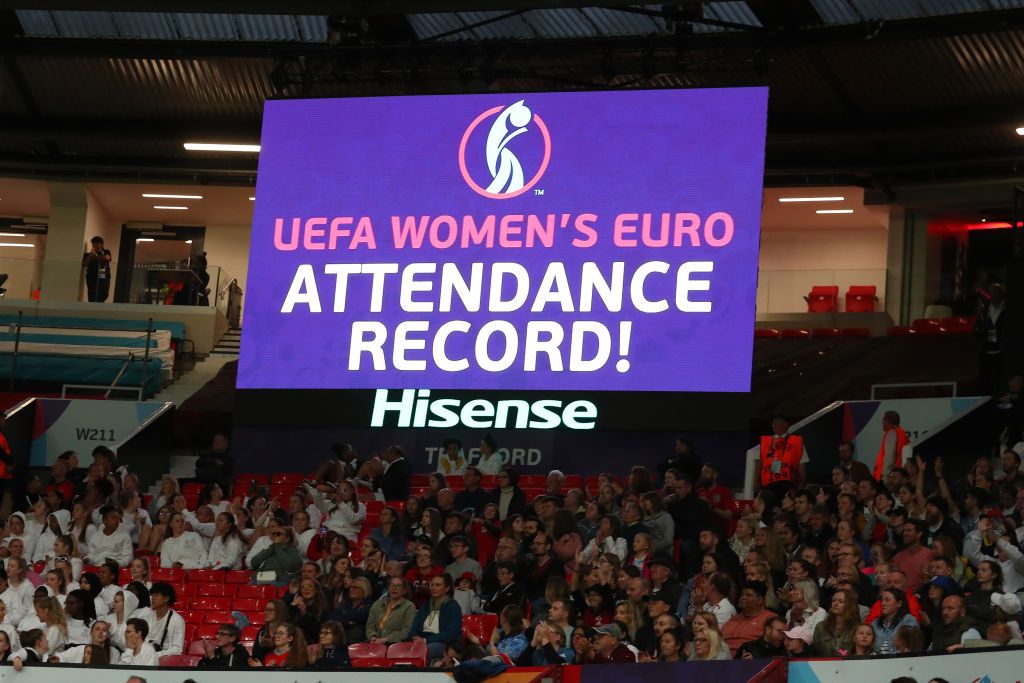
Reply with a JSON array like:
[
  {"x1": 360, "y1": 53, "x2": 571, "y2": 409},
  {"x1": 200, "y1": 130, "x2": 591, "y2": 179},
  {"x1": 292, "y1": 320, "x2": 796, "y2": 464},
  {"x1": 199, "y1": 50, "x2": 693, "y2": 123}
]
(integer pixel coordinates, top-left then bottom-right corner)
[
  {"x1": 754, "y1": 328, "x2": 780, "y2": 339},
  {"x1": 480, "y1": 475, "x2": 498, "y2": 488},
  {"x1": 364, "y1": 513, "x2": 380, "y2": 528},
  {"x1": 204, "y1": 611, "x2": 236, "y2": 625},
  {"x1": 188, "y1": 640, "x2": 207, "y2": 656},
  {"x1": 197, "y1": 624, "x2": 221, "y2": 639},
  {"x1": 118, "y1": 567, "x2": 132, "y2": 584},
  {"x1": 462, "y1": 614, "x2": 498, "y2": 645},
  {"x1": 241, "y1": 625, "x2": 261, "y2": 642},
  {"x1": 244, "y1": 611, "x2": 267, "y2": 626},
  {"x1": 810, "y1": 327, "x2": 841, "y2": 338},
  {"x1": 780, "y1": 328, "x2": 811, "y2": 339},
  {"x1": 564, "y1": 475, "x2": 582, "y2": 488},
  {"x1": 520, "y1": 475, "x2": 547, "y2": 488},
  {"x1": 845, "y1": 285, "x2": 877, "y2": 312},
  {"x1": 889, "y1": 325, "x2": 916, "y2": 336},
  {"x1": 160, "y1": 655, "x2": 201, "y2": 667},
  {"x1": 271, "y1": 472, "x2": 307, "y2": 486},
  {"x1": 349, "y1": 643, "x2": 388, "y2": 659},
  {"x1": 197, "y1": 583, "x2": 233, "y2": 598},
  {"x1": 82, "y1": 564, "x2": 101, "y2": 575},
  {"x1": 232, "y1": 598, "x2": 261, "y2": 612},
  {"x1": 235, "y1": 584, "x2": 277, "y2": 600},
  {"x1": 353, "y1": 657, "x2": 392, "y2": 668},
  {"x1": 911, "y1": 318, "x2": 941, "y2": 334},
  {"x1": 446, "y1": 475, "x2": 465, "y2": 490},
  {"x1": 805, "y1": 285, "x2": 838, "y2": 313},
  {"x1": 270, "y1": 484, "x2": 297, "y2": 500},
  {"x1": 185, "y1": 625, "x2": 198, "y2": 643},
  {"x1": 386, "y1": 640, "x2": 427, "y2": 667},
  {"x1": 410, "y1": 474, "x2": 430, "y2": 487},
  {"x1": 225, "y1": 570, "x2": 253, "y2": 584},
  {"x1": 193, "y1": 597, "x2": 232, "y2": 611},
  {"x1": 940, "y1": 321, "x2": 972, "y2": 333},
  {"x1": 182, "y1": 483, "x2": 204, "y2": 496},
  {"x1": 183, "y1": 493, "x2": 199, "y2": 509},
  {"x1": 841, "y1": 327, "x2": 871, "y2": 337},
  {"x1": 177, "y1": 610, "x2": 202, "y2": 625},
  {"x1": 181, "y1": 582, "x2": 200, "y2": 597},
  {"x1": 384, "y1": 500, "x2": 405, "y2": 512},
  {"x1": 364, "y1": 501, "x2": 385, "y2": 514}
]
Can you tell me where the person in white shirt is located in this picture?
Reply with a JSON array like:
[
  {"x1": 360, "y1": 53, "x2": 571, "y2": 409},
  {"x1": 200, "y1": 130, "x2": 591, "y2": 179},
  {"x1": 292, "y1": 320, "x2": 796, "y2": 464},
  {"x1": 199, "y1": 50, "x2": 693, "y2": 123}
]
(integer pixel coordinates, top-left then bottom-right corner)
[
  {"x1": 63, "y1": 589, "x2": 97, "y2": 644},
  {"x1": 121, "y1": 617, "x2": 158, "y2": 666},
  {"x1": 160, "y1": 512, "x2": 209, "y2": 569},
  {"x1": 475, "y1": 435, "x2": 503, "y2": 475},
  {"x1": 23, "y1": 501, "x2": 48, "y2": 551},
  {"x1": 32, "y1": 510, "x2": 70, "y2": 566},
  {"x1": 4, "y1": 513, "x2": 38, "y2": 562},
  {"x1": 52, "y1": 619, "x2": 121, "y2": 664},
  {"x1": 207, "y1": 512, "x2": 246, "y2": 570},
  {"x1": 119, "y1": 490, "x2": 153, "y2": 548},
  {"x1": 198, "y1": 483, "x2": 231, "y2": 517},
  {"x1": 85, "y1": 506, "x2": 133, "y2": 567},
  {"x1": 290, "y1": 510, "x2": 317, "y2": 561},
  {"x1": 245, "y1": 521, "x2": 276, "y2": 570},
  {"x1": 700, "y1": 573, "x2": 738, "y2": 626},
  {"x1": 578, "y1": 515, "x2": 629, "y2": 563},
  {"x1": 184, "y1": 506, "x2": 217, "y2": 550},
  {"x1": 0, "y1": 600, "x2": 20, "y2": 650},
  {"x1": 0, "y1": 573, "x2": 29, "y2": 626},
  {"x1": 304, "y1": 480, "x2": 365, "y2": 542},
  {"x1": 19, "y1": 596, "x2": 67, "y2": 657},
  {"x1": 96, "y1": 560, "x2": 122, "y2": 610},
  {"x1": 77, "y1": 572, "x2": 111, "y2": 618},
  {"x1": 103, "y1": 589, "x2": 139, "y2": 651},
  {"x1": 5, "y1": 558, "x2": 35, "y2": 617},
  {"x1": 145, "y1": 582, "x2": 184, "y2": 656}
]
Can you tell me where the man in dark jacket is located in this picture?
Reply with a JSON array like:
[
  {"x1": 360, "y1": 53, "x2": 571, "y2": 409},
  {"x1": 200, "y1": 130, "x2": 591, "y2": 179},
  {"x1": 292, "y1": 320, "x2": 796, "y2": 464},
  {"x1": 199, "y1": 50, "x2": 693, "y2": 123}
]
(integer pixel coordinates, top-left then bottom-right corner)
[
  {"x1": 198, "y1": 624, "x2": 248, "y2": 667},
  {"x1": 378, "y1": 445, "x2": 410, "y2": 501},
  {"x1": 930, "y1": 595, "x2": 982, "y2": 652}
]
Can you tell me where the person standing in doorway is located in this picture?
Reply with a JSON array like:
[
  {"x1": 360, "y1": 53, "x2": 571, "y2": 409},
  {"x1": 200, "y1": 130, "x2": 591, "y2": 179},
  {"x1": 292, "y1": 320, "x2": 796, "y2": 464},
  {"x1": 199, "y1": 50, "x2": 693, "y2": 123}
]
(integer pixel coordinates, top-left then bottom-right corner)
[{"x1": 83, "y1": 236, "x2": 111, "y2": 303}]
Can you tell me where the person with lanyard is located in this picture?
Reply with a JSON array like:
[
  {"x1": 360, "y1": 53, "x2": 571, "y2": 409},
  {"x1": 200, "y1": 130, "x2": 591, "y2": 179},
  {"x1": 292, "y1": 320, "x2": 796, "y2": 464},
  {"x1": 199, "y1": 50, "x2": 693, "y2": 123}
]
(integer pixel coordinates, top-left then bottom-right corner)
[
  {"x1": 144, "y1": 582, "x2": 184, "y2": 656},
  {"x1": 410, "y1": 573, "x2": 462, "y2": 662},
  {"x1": 82, "y1": 236, "x2": 112, "y2": 303},
  {"x1": 757, "y1": 415, "x2": 808, "y2": 499},
  {"x1": 365, "y1": 576, "x2": 416, "y2": 645}
]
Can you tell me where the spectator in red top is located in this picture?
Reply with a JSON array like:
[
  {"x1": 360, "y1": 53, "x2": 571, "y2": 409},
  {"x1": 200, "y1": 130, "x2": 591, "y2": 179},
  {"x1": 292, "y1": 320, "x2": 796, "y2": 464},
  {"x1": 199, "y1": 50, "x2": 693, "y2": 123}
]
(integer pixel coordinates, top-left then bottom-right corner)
[
  {"x1": 698, "y1": 464, "x2": 735, "y2": 531},
  {"x1": 864, "y1": 570, "x2": 923, "y2": 624},
  {"x1": 722, "y1": 580, "x2": 777, "y2": 656},
  {"x1": 405, "y1": 546, "x2": 443, "y2": 607},
  {"x1": 589, "y1": 623, "x2": 637, "y2": 663},
  {"x1": 892, "y1": 519, "x2": 935, "y2": 591},
  {"x1": 251, "y1": 622, "x2": 309, "y2": 669}
]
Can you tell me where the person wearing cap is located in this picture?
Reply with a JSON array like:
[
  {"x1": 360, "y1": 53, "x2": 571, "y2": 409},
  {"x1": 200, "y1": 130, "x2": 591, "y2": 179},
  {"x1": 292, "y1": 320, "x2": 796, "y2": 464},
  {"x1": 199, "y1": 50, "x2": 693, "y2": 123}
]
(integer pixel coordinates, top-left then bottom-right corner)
[
  {"x1": 782, "y1": 625, "x2": 812, "y2": 656},
  {"x1": 453, "y1": 571, "x2": 483, "y2": 616},
  {"x1": 918, "y1": 574, "x2": 959, "y2": 628},
  {"x1": 588, "y1": 622, "x2": 636, "y2": 663},
  {"x1": 444, "y1": 534, "x2": 482, "y2": 583},
  {"x1": 648, "y1": 554, "x2": 682, "y2": 611},
  {"x1": 736, "y1": 615, "x2": 786, "y2": 659},
  {"x1": 991, "y1": 592, "x2": 1023, "y2": 639},
  {"x1": 923, "y1": 491, "x2": 965, "y2": 551},
  {"x1": 722, "y1": 581, "x2": 777, "y2": 656}
]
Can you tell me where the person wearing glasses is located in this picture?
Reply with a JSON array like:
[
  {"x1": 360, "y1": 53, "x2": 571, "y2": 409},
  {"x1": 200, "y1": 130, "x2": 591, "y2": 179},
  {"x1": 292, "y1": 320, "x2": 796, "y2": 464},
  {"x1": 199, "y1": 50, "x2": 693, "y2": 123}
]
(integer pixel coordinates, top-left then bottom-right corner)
[
  {"x1": 197, "y1": 623, "x2": 248, "y2": 667},
  {"x1": 366, "y1": 577, "x2": 415, "y2": 645}
]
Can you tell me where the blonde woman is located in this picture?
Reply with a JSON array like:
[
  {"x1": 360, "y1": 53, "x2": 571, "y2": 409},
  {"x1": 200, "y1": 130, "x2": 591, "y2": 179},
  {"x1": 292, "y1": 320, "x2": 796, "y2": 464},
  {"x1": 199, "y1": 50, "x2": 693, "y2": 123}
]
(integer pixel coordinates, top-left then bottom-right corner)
[
  {"x1": 691, "y1": 628, "x2": 730, "y2": 661},
  {"x1": 785, "y1": 578, "x2": 827, "y2": 634},
  {"x1": 729, "y1": 517, "x2": 758, "y2": 561},
  {"x1": 29, "y1": 597, "x2": 68, "y2": 656},
  {"x1": 613, "y1": 600, "x2": 644, "y2": 646},
  {"x1": 689, "y1": 611, "x2": 729, "y2": 659}
]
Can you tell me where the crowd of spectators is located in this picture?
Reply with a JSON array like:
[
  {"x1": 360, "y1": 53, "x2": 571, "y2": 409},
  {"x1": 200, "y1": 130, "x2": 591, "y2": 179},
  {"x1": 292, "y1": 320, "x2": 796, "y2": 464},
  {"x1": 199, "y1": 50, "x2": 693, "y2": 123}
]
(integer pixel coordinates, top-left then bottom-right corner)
[{"x1": 0, "y1": 433, "x2": 1023, "y2": 672}]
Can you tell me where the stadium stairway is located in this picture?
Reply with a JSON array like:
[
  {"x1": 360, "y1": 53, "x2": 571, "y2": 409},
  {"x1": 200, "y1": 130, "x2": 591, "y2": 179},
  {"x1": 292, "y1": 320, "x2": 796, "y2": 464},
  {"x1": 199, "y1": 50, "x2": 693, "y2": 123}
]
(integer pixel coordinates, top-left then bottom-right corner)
[
  {"x1": 152, "y1": 353, "x2": 235, "y2": 407},
  {"x1": 210, "y1": 328, "x2": 241, "y2": 356}
]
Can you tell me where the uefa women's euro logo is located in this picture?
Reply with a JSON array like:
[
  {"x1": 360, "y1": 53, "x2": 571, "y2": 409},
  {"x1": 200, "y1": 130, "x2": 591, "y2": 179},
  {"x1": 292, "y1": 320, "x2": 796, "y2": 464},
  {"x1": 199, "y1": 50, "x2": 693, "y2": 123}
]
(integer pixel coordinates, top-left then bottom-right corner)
[{"x1": 458, "y1": 99, "x2": 551, "y2": 199}]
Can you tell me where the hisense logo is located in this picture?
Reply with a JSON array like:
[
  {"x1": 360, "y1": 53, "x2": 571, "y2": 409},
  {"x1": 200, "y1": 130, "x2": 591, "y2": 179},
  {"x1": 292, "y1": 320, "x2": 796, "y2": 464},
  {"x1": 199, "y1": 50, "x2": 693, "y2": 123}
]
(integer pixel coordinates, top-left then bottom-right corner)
[{"x1": 369, "y1": 389, "x2": 596, "y2": 430}]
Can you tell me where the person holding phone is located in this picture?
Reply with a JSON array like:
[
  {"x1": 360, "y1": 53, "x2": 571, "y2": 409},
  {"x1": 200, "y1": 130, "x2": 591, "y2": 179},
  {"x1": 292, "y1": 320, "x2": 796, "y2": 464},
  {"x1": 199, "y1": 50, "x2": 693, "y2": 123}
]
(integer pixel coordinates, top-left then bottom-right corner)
[{"x1": 82, "y1": 236, "x2": 111, "y2": 303}]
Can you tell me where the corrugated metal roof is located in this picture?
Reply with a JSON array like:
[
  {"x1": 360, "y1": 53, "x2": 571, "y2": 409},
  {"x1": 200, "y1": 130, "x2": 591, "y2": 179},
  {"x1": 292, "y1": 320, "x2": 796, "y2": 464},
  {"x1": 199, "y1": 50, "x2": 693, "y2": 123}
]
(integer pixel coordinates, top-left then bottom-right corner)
[{"x1": 14, "y1": 10, "x2": 328, "y2": 42}]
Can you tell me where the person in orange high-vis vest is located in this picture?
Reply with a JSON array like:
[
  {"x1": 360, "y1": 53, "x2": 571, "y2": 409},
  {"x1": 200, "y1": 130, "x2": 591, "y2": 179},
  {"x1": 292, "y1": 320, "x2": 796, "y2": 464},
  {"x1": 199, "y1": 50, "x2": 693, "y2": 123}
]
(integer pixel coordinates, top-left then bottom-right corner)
[
  {"x1": 873, "y1": 410, "x2": 910, "y2": 482},
  {"x1": 757, "y1": 416, "x2": 806, "y2": 497}
]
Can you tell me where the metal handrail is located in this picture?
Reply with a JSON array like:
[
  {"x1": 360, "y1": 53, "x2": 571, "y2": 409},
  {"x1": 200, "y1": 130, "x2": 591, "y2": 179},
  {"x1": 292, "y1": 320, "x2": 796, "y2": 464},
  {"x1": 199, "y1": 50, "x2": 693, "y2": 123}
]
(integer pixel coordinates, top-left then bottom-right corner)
[
  {"x1": 218, "y1": 277, "x2": 243, "y2": 300},
  {"x1": 105, "y1": 352, "x2": 135, "y2": 399}
]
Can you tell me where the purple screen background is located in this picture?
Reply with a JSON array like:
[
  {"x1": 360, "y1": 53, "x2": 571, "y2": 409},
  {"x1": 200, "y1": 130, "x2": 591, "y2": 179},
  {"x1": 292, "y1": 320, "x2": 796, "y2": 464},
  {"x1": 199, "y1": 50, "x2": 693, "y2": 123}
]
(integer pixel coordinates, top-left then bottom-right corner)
[{"x1": 239, "y1": 88, "x2": 768, "y2": 392}]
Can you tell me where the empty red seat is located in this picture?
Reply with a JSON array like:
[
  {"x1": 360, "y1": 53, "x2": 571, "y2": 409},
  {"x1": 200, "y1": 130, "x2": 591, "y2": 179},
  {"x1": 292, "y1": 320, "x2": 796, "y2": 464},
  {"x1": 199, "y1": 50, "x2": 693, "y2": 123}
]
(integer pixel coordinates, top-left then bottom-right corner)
[
  {"x1": 349, "y1": 643, "x2": 388, "y2": 659},
  {"x1": 197, "y1": 584, "x2": 232, "y2": 598},
  {"x1": 940, "y1": 320, "x2": 972, "y2": 333},
  {"x1": 234, "y1": 474, "x2": 268, "y2": 486},
  {"x1": 386, "y1": 640, "x2": 427, "y2": 667},
  {"x1": 271, "y1": 472, "x2": 307, "y2": 486},
  {"x1": 181, "y1": 582, "x2": 200, "y2": 597},
  {"x1": 353, "y1": 657, "x2": 392, "y2": 668},
  {"x1": 805, "y1": 285, "x2": 838, "y2": 313},
  {"x1": 241, "y1": 625, "x2": 261, "y2": 642},
  {"x1": 811, "y1": 327, "x2": 841, "y2": 338},
  {"x1": 364, "y1": 501, "x2": 385, "y2": 514},
  {"x1": 244, "y1": 611, "x2": 267, "y2": 626},
  {"x1": 519, "y1": 475, "x2": 546, "y2": 488},
  {"x1": 845, "y1": 285, "x2": 877, "y2": 312},
  {"x1": 912, "y1": 318, "x2": 942, "y2": 334},
  {"x1": 187, "y1": 640, "x2": 207, "y2": 656},
  {"x1": 270, "y1": 484, "x2": 297, "y2": 500},
  {"x1": 462, "y1": 614, "x2": 498, "y2": 645},
  {"x1": 160, "y1": 655, "x2": 201, "y2": 667},
  {"x1": 193, "y1": 597, "x2": 232, "y2": 611},
  {"x1": 889, "y1": 325, "x2": 917, "y2": 336},
  {"x1": 564, "y1": 475, "x2": 583, "y2": 488},
  {"x1": 183, "y1": 492, "x2": 199, "y2": 509},
  {"x1": 225, "y1": 570, "x2": 253, "y2": 584},
  {"x1": 480, "y1": 475, "x2": 498, "y2": 488},
  {"x1": 841, "y1": 327, "x2": 871, "y2": 337},
  {"x1": 196, "y1": 624, "x2": 221, "y2": 639},
  {"x1": 118, "y1": 567, "x2": 132, "y2": 584},
  {"x1": 235, "y1": 584, "x2": 277, "y2": 600},
  {"x1": 232, "y1": 598, "x2": 261, "y2": 612},
  {"x1": 410, "y1": 474, "x2": 430, "y2": 487},
  {"x1": 190, "y1": 569, "x2": 226, "y2": 583},
  {"x1": 754, "y1": 328, "x2": 780, "y2": 339},
  {"x1": 182, "y1": 483, "x2": 204, "y2": 496},
  {"x1": 204, "y1": 611, "x2": 236, "y2": 625},
  {"x1": 185, "y1": 624, "x2": 197, "y2": 643},
  {"x1": 177, "y1": 610, "x2": 202, "y2": 624},
  {"x1": 780, "y1": 328, "x2": 811, "y2": 339}
]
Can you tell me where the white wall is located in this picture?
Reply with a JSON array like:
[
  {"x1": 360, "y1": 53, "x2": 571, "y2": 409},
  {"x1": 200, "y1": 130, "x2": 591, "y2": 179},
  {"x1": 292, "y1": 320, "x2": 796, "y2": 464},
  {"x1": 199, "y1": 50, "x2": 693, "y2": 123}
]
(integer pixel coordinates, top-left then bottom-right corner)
[
  {"x1": 203, "y1": 223, "x2": 251, "y2": 322},
  {"x1": 756, "y1": 228, "x2": 889, "y2": 313}
]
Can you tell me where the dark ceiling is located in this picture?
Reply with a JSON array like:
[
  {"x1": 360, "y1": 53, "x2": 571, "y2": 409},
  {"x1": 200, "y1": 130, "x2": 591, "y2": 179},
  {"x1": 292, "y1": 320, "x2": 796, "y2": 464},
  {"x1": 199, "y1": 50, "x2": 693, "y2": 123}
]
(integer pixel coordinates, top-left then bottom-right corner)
[{"x1": 3, "y1": 1, "x2": 1024, "y2": 196}]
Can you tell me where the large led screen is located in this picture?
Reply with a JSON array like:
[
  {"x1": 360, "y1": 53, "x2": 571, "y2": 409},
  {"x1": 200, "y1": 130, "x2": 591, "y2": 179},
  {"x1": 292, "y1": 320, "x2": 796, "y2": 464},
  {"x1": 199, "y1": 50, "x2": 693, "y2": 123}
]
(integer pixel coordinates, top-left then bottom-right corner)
[{"x1": 239, "y1": 88, "x2": 767, "y2": 394}]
